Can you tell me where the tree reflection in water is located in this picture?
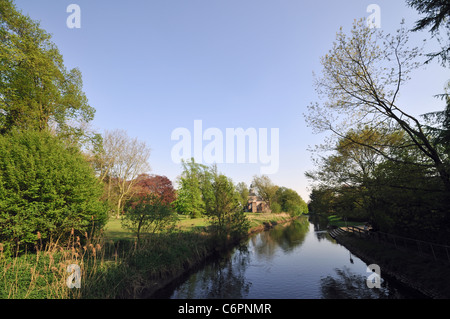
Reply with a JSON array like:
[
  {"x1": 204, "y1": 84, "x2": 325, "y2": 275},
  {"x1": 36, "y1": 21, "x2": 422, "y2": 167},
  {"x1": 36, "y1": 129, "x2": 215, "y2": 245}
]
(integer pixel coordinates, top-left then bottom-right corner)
[
  {"x1": 171, "y1": 218, "x2": 310, "y2": 299},
  {"x1": 252, "y1": 217, "x2": 310, "y2": 258},
  {"x1": 166, "y1": 216, "x2": 423, "y2": 299},
  {"x1": 171, "y1": 245, "x2": 252, "y2": 299}
]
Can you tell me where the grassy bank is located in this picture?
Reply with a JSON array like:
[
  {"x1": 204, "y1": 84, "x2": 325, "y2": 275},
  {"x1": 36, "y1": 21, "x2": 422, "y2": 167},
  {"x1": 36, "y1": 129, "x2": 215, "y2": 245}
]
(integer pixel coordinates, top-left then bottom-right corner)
[
  {"x1": 334, "y1": 232, "x2": 450, "y2": 298},
  {"x1": 103, "y1": 212, "x2": 292, "y2": 240},
  {"x1": 327, "y1": 215, "x2": 365, "y2": 228},
  {"x1": 0, "y1": 212, "x2": 294, "y2": 299}
]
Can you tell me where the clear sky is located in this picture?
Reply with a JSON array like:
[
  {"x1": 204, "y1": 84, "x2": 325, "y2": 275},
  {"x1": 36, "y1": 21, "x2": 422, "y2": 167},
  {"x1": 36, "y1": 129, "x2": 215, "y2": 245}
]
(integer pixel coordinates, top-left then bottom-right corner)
[{"x1": 14, "y1": 0, "x2": 450, "y2": 201}]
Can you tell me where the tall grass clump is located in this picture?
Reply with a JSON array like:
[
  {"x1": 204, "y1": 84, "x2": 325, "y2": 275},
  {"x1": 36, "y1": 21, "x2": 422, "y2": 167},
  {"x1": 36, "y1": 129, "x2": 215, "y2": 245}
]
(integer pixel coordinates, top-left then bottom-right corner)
[
  {"x1": 0, "y1": 225, "x2": 215, "y2": 299},
  {"x1": 0, "y1": 227, "x2": 120, "y2": 299}
]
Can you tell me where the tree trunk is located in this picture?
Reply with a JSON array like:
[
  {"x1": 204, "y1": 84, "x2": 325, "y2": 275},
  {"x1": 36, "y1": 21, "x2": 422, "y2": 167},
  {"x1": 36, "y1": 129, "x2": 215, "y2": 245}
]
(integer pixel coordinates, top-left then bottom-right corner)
[{"x1": 116, "y1": 197, "x2": 122, "y2": 219}]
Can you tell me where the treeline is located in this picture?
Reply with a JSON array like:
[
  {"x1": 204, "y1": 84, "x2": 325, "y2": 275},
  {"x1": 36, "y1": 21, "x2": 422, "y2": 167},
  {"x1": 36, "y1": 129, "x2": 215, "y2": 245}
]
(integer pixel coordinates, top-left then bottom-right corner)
[
  {"x1": 172, "y1": 159, "x2": 307, "y2": 240},
  {"x1": 306, "y1": 1, "x2": 450, "y2": 244},
  {"x1": 245, "y1": 175, "x2": 308, "y2": 216},
  {"x1": 173, "y1": 159, "x2": 250, "y2": 241}
]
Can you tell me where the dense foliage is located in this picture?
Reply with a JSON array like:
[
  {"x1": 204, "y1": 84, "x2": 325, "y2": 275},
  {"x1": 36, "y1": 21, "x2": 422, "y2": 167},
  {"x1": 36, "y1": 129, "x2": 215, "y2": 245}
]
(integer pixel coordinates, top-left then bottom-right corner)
[
  {"x1": 173, "y1": 159, "x2": 207, "y2": 218},
  {"x1": 203, "y1": 168, "x2": 250, "y2": 241},
  {"x1": 0, "y1": 130, "x2": 108, "y2": 254},
  {"x1": 275, "y1": 187, "x2": 308, "y2": 217},
  {"x1": 0, "y1": 0, "x2": 98, "y2": 146},
  {"x1": 173, "y1": 159, "x2": 250, "y2": 240}
]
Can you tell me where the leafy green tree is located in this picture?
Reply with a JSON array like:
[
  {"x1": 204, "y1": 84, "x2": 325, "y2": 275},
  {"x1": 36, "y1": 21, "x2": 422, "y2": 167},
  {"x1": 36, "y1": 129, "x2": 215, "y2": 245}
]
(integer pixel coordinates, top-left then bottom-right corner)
[
  {"x1": 422, "y1": 81, "x2": 450, "y2": 159},
  {"x1": 235, "y1": 182, "x2": 249, "y2": 210},
  {"x1": 308, "y1": 125, "x2": 450, "y2": 240},
  {"x1": 203, "y1": 168, "x2": 249, "y2": 241},
  {"x1": 0, "y1": 0, "x2": 97, "y2": 144},
  {"x1": 308, "y1": 187, "x2": 337, "y2": 216},
  {"x1": 251, "y1": 175, "x2": 278, "y2": 208},
  {"x1": 173, "y1": 161, "x2": 249, "y2": 240},
  {"x1": 122, "y1": 193, "x2": 177, "y2": 243},
  {"x1": 173, "y1": 159, "x2": 207, "y2": 218},
  {"x1": 306, "y1": 127, "x2": 407, "y2": 222},
  {"x1": 275, "y1": 187, "x2": 308, "y2": 216},
  {"x1": 0, "y1": 130, "x2": 108, "y2": 254}
]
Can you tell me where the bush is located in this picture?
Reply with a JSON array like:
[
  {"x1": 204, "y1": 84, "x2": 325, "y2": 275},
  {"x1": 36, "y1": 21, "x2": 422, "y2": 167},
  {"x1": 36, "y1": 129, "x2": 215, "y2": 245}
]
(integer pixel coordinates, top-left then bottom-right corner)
[
  {"x1": 270, "y1": 202, "x2": 282, "y2": 214},
  {"x1": 122, "y1": 193, "x2": 178, "y2": 242},
  {"x1": 0, "y1": 130, "x2": 108, "y2": 254},
  {"x1": 275, "y1": 187, "x2": 308, "y2": 216}
]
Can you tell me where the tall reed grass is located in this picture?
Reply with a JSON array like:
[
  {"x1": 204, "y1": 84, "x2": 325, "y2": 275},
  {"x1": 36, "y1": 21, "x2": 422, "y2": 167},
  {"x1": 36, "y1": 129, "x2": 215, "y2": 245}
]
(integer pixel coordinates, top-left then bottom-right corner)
[{"x1": 0, "y1": 227, "x2": 213, "y2": 299}]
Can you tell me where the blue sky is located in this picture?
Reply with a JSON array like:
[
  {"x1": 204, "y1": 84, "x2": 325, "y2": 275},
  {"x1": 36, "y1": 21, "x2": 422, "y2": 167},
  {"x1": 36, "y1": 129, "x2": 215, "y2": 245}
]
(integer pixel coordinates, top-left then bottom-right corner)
[{"x1": 14, "y1": 0, "x2": 450, "y2": 200}]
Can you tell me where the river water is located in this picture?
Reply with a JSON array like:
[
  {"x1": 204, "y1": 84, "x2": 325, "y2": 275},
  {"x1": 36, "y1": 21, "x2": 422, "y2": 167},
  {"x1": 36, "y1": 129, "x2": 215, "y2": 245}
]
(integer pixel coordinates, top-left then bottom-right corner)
[{"x1": 154, "y1": 216, "x2": 426, "y2": 299}]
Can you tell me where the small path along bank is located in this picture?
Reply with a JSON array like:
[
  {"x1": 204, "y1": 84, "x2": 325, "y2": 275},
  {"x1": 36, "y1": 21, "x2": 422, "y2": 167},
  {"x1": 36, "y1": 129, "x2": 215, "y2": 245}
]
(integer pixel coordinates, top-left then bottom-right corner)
[{"x1": 331, "y1": 229, "x2": 450, "y2": 299}]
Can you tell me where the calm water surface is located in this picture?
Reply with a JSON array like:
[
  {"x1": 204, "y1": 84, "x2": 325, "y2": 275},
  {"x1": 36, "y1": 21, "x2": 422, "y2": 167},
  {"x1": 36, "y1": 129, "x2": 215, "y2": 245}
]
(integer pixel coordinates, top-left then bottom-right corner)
[{"x1": 155, "y1": 216, "x2": 425, "y2": 299}]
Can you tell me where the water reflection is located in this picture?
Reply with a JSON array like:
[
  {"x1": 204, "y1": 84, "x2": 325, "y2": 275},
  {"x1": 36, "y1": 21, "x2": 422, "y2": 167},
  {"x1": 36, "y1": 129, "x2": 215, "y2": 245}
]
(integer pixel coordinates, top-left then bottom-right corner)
[
  {"x1": 251, "y1": 218, "x2": 309, "y2": 257},
  {"x1": 320, "y1": 267, "x2": 402, "y2": 299},
  {"x1": 309, "y1": 214, "x2": 329, "y2": 232},
  {"x1": 163, "y1": 216, "x2": 423, "y2": 299},
  {"x1": 172, "y1": 246, "x2": 252, "y2": 299}
]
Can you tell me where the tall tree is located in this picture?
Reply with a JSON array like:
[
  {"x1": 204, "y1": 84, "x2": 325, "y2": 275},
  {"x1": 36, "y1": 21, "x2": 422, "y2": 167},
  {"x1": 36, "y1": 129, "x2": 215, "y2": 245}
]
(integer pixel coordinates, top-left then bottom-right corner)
[
  {"x1": 94, "y1": 129, "x2": 151, "y2": 218},
  {"x1": 134, "y1": 174, "x2": 176, "y2": 204},
  {"x1": 0, "y1": 0, "x2": 96, "y2": 142},
  {"x1": 251, "y1": 175, "x2": 278, "y2": 207},
  {"x1": 235, "y1": 182, "x2": 249, "y2": 210},
  {"x1": 173, "y1": 159, "x2": 207, "y2": 218},
  {"x1": 203, "y1": 167, "x2": 249, "y2": 241},
  {"x1": 306, "y1": 19, "x2": 450, "y2": 194}
]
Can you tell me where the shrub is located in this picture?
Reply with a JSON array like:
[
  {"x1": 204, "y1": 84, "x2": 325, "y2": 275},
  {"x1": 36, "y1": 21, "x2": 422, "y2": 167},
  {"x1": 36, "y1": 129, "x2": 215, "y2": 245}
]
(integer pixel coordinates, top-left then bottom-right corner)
[
  {"x1": 122, "y1": 193, "x2": 178, "y2": 242},
  {"x1": 270, "y1": 202, "x2": 282, "y2": 214},
  {"x1": 0, "y1": 130, "x2": 108, "y2": 254}
]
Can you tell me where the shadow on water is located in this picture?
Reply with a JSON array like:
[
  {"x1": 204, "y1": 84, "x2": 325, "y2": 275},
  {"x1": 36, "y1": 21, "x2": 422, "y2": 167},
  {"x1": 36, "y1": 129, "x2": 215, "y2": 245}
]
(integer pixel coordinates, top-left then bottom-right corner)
[{"x1": 151, "y1": 215, "x2": 427, "y2": 299}]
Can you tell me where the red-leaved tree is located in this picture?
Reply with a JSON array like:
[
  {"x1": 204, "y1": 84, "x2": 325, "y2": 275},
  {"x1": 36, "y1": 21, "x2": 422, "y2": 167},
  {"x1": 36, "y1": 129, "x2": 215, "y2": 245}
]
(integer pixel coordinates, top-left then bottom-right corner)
[{"x1": 133, "y1": 174, "x2": 176, "y2": 204}]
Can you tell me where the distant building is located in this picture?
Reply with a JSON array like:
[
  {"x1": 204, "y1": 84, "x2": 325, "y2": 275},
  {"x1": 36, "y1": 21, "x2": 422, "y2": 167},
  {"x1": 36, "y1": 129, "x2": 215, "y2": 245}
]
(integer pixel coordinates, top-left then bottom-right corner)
[{"x1": 247, "y1": 184, "x2": 271, "y2": 213}]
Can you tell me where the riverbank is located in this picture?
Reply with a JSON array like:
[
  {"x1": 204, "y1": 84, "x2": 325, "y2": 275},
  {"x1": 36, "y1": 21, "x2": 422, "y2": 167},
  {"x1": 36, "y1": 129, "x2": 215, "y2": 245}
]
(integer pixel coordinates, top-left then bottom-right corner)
[
  {"x1": 0, "y1": 213, "x2": 295, "y2": 299},
  {"x1": 136, "y1": 213, "x2": 295, "y2": 299},
  {"x1": 333, "y1": 231, "x2": 450, "y2": 299}
]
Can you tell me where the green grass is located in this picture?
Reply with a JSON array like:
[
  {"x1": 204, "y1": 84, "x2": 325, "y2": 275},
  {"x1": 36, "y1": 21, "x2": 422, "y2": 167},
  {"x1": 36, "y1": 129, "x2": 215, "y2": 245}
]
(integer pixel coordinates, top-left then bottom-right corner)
[
  {"x1": 104, "y1": 213, "x2": 294, "y2": 241},
  {"x1": 173, "y1": 214, "x2": 210, "y2": 231},
  {"x1": 246, "y1": 212, "x2": 292, "y2": 228},
  {"x1": 103, "y1": 214, "x2": 210, "y2": 241},
  {"x1": 327, "y1": 215, "x2": 365, "y2": 228},
  {"x1": 103, "y1": 218, "x2": 134, "y2": 240}
]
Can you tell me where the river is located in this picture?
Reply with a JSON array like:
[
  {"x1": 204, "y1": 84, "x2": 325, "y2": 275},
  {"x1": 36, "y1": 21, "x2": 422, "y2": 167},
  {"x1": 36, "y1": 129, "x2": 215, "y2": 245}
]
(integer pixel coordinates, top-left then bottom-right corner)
[{"x1": 153, "y1": 215, "x2": 426, "y2": 299}]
